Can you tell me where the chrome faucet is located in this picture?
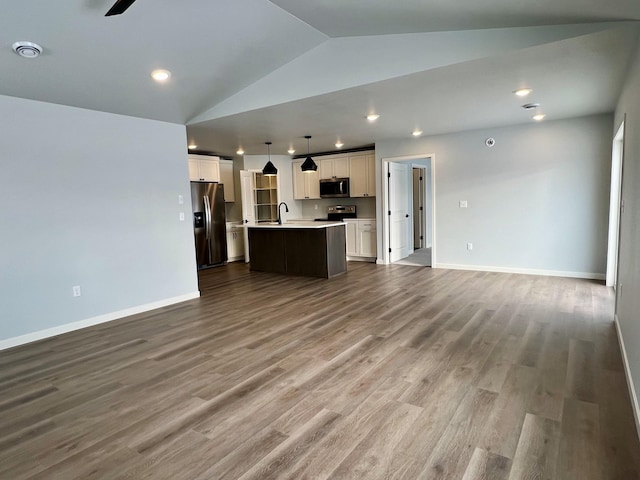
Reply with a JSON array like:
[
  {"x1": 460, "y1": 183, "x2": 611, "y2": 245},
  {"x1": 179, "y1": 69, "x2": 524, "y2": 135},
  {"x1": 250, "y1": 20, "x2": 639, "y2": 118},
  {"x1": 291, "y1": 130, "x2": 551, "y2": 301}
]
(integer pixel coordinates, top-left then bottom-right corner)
[{"x1": 277, "y1": 202, "x2": 289, "y2": 224}]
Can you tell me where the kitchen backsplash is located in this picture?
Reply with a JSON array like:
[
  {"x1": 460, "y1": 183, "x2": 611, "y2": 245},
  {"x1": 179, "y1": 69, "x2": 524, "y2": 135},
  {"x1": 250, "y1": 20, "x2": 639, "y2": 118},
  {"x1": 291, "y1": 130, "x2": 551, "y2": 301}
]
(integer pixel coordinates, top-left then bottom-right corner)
[{"x1": 300, "y1": 197, "x2": 376, "y2": 218}]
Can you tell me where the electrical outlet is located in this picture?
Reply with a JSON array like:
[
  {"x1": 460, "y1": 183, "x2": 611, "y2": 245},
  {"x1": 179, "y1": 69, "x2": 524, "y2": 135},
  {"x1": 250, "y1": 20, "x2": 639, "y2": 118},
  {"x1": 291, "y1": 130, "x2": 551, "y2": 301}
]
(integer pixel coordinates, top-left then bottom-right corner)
[
  {"x1": 467, "y1": 243, "x2": 473, "y2": 251},
  {"x1": 72, "y1": 285, "x2": 81, "y2": 297},
  {"x1": 178, "y1": 194, "x2": 184, "y2": 205},
  {"x1": 459, "y1": 200, "x2": 468, "y2": 208},
  {"x1": 179, "y1": 212, "x2": 185, "y2": 221},
  {"x1": 314, "y1": 204, "x2": 318, "y2": 210}
]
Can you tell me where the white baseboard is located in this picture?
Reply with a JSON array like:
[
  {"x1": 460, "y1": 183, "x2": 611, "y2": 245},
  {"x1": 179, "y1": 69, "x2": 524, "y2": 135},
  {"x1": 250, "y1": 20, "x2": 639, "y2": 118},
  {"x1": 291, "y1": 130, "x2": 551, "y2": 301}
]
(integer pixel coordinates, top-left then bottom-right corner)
[
  {"x1": 433, "y1": 263, "x2": 605, "y2": 280},
  {"x1": 347, "y1": 256, "x2": 377, "y2": 263},
  {"x1": 0, "y1": 291, "x2": 201, "y2": 352},
  {"x1": 614, "y1": 314, "x2": 640, "y2": 443}
]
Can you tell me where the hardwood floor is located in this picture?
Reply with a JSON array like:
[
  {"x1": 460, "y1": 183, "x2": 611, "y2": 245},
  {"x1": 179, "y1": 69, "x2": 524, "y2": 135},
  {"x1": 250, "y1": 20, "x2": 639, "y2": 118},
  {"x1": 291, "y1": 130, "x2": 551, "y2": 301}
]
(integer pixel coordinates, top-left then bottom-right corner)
[{"x1": 1, "y1": 262, "x2": 639, "y2": 479}]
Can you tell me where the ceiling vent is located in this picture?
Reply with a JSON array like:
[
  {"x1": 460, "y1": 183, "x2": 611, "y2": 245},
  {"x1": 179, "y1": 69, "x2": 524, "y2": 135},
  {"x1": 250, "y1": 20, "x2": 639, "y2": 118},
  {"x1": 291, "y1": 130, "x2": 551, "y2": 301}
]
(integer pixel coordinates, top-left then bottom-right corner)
[
  {"x1": 12, "y1": 41, "x2": 43, "y2": 59},
  {"x1": 522, "y1": 103, "x2": 540, "y2": 110}
]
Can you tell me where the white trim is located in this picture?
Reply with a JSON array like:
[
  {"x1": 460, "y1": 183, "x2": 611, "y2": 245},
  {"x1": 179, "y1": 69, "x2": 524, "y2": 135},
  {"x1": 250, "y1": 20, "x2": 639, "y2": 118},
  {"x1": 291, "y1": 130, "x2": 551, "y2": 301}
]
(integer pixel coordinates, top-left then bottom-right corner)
[
  {"x1": 606, "y1": 121, "x2": 625, "y2": 287},
  {"x1": 347, "y1": 256, "x2": 377, "y2": 262},
  {"x1": 614, "y1": 314, "x2": 640, "y2": 442},
  {"x1": 433, "y1": 263, "x2": 604, "y2": 280},
  {"x1": 0, "y1": 291, "x2": 201, "y2": 351}
]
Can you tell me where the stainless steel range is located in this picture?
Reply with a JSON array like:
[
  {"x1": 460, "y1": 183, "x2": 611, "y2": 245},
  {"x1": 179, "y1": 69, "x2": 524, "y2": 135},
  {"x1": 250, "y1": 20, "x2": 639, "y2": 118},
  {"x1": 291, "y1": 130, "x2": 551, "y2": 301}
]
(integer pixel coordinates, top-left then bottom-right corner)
[{"x1": 327, "y1": 205, "x2": 357, "y2": 221}]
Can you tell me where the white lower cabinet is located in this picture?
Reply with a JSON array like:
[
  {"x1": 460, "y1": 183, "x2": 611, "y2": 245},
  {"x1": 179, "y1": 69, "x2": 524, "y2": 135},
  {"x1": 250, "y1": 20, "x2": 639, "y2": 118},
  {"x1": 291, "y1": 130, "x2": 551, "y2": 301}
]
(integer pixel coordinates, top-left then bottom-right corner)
[
  {"x1": 344, "y1": 219, "x2": 376, "y2": 261},
  {"x1": 226, "y1": 224, "x2": 245, "y2": 262}
]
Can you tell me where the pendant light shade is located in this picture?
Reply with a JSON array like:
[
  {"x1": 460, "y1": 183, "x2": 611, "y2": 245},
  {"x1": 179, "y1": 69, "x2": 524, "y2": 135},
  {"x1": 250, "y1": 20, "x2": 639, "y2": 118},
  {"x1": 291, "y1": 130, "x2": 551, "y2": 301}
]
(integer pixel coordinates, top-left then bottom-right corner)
[
  {"x1": 301, "y1": 136, "x2": 318, "y2": 173},
  {"x1": 262, "y1": 142, "x2": 277, "y2": 176}
]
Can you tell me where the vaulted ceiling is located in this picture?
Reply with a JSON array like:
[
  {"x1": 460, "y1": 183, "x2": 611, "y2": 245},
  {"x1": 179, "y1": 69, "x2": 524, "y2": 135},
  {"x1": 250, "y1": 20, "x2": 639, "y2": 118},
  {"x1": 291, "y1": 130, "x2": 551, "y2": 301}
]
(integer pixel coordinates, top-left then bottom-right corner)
[{"x1": 2, "y1": 1, "x2": 639, "y2": 157}]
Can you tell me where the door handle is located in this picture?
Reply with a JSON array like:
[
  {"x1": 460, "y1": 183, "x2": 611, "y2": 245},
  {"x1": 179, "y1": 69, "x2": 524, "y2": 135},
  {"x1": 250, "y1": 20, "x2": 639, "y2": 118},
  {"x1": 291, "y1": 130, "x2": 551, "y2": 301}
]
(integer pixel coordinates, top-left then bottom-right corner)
[{"x1": 244, "y1": 219, "x2": 249, "y2": 224}]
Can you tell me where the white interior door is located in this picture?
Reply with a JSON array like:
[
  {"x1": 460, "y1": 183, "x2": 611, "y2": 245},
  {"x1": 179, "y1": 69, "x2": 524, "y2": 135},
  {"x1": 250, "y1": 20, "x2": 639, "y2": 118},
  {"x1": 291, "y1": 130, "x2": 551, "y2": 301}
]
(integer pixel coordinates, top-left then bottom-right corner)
[
  {"x1": 607, "y1": 122, "x2": 624, "y2": 288},
  {"x1": 389, "y1": 162, "x2": 410, "y2": 262},
  {"x1": 240, "y1": 170, "x2": 255, "y2": 263}
]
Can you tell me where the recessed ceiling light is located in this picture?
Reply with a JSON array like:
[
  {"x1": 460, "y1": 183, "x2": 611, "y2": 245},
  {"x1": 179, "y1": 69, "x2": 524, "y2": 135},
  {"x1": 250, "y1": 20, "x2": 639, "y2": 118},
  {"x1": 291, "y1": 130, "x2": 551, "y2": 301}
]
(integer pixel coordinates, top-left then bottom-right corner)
[
  {"x1": 188, "y1": 144, "x2": 197, "y2": 149},
  {"x1": 287, "y1": 148, "x2": 295, "y2": 155},
  {"x1": 412, "y1": 130, "x2": 423, "y2": 137},
  {"x1": 12, "y1": 41, "x2": 43, "y2": 58},
  {"x1": 151, "y1": 69, "x2": 171, "y2": 82},
  {"x1": 532, "y1": 113, "x2": 546, "y2": 121},
  {"x1": 335, "y1": 141, "x2": 344, "y2": 148},
  {"x1": 514, "y1": 88, "x2": 533, "y2": 97},
  {"x1": 366, "y1": 114, "x2": 380, "y2": 122},
  {"x1": 236, "y1": 148, "x2": 245, "y2": 155}
]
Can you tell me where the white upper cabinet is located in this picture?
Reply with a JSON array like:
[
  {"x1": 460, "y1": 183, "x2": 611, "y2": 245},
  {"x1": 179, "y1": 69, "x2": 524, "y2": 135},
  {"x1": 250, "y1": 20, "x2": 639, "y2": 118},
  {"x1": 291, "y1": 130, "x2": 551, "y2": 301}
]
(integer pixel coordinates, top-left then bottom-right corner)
[
  {"x1": 219, "y1": 160, "x2": 235, "y2": 202},
  {"x1": 292, "y1": 160, "x2": 320, "y2": 200},
  {"x1": 189, "y1": 154, "x2": 220, "y2": 182},
  {"x1": 349, "y1": 153, "x2": 376, "y2": 197},
  {"x1": 319, "y1": 156, "x2": 349, "y2": 179}
]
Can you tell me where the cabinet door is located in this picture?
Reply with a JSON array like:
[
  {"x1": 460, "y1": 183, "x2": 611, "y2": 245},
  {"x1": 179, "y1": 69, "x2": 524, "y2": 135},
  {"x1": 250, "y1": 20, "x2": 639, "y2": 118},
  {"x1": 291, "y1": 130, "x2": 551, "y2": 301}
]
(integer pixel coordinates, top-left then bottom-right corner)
[
  {"x1": 358, "y1": 220, "x2": 376, "y2": 257},
  {"x1": 305, "y1": 170, "x2": 320, "y2": 199},
  {"x1": 349, "y1": 154, "x2": 367, "y2": 197},
  {"x1": 292, "y1": 161, "x2": 306, "y2": 199},
  {"x1": 226, "y1": 230, "x2": 236, "y2": 259},
  {"x1": 319, "y1": 159, "x2": 333, "y2": 180},
  {"x1": 199, "y1": 158, "x2": 220, "y2": 182},
  {"x1": 293, "y1": 161, "x2": 319, "y2": 199},
  {"x1": 188, "y1": 158, "x2": 200, "y2": 181},
  {"x1": 345, "y1": 220, "x2": 358, "y2": 256},
  {"x1": 334, "y1": 157, "x2": 350, "y2": 178},
  {"x1": 365, "y1": 154, "x2": 376, "y2": 197},
  {"x1": 219, "y1": 161, "x2": 235, "y2": 202}
]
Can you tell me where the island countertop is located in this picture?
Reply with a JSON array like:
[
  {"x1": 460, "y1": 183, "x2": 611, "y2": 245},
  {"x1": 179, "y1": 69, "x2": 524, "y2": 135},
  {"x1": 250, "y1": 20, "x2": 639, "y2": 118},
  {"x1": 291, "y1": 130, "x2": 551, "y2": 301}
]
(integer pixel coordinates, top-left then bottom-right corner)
[{"x1": 248, "y1": 221, "x2": 345, "y2": 229}]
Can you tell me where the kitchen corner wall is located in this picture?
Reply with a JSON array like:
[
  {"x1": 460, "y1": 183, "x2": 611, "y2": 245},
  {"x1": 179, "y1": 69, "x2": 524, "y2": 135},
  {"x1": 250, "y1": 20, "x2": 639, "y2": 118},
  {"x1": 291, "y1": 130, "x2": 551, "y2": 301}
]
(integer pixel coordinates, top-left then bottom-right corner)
[
  {"x1": 242, "y1": 155, "x2": 303, "y2": 220},
  {"x1": 375, "y1": 114, "x2": 613, "y2": 277},
  {"x1": 613, "y1": 41, "x2": 640, "y2": 432},
  {"x1": 0, "y1": 95, "x2": 199, "y2": 346}
]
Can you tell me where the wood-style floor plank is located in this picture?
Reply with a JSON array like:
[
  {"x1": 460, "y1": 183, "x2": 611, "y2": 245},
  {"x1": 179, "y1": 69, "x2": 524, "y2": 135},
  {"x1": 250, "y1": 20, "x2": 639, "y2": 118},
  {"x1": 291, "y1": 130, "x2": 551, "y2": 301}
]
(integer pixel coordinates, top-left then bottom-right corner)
[{"x1": 0, "y1": 262, "x2": 639, "y2": 479}]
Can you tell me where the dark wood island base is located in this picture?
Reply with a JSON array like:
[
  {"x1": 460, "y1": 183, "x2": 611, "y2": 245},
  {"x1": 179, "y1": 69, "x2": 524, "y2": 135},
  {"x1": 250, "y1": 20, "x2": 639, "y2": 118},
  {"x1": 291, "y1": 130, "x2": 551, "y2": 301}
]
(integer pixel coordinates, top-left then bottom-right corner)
[{"x1": 248, "y1": 222, "x2": 347, "y2": 278}]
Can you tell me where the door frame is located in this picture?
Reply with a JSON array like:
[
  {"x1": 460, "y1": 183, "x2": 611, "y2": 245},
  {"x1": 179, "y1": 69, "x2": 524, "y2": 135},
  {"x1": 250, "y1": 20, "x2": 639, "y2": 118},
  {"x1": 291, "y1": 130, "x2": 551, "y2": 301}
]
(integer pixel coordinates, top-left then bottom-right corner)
[
  {"x1": 412, "y1": 167, "x2": 426, "y2": 252},
  {"x1": 381, "y1": 153, "x2": 436, "y2": 265},
  {"x1": 606, "y1": 120, "x2": 625, "y2": 287}
]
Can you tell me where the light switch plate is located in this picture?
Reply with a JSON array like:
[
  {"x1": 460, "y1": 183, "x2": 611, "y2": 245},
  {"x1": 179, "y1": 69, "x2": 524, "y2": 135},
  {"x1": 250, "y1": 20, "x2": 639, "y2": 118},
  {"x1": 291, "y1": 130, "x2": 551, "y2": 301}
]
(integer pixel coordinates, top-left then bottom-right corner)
[
  {"x1": 178, "y1": 194, "x2": 184, "y2": 205},
  {"x1": 459, "y1": 200, "x2": 468, "y2": 208}
]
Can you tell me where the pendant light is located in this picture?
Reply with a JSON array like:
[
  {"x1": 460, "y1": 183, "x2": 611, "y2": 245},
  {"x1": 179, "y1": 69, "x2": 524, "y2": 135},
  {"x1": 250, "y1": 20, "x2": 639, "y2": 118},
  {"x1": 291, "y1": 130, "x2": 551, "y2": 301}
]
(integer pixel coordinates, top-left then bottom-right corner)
[
  {"x1": 262, "y1": 142, "x2": 277, "y2": 176},
  {"x1": 301, "y1": 135, "x2": 318, "y2": 173}
]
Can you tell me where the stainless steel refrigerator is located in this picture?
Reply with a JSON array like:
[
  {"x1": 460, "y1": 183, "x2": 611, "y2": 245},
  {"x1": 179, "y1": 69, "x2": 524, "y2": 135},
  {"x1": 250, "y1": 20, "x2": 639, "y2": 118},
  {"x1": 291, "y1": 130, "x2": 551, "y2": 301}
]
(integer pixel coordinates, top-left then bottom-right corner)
[{"x1": 191, "y1": 182, "x2": 227, "y2": 269}]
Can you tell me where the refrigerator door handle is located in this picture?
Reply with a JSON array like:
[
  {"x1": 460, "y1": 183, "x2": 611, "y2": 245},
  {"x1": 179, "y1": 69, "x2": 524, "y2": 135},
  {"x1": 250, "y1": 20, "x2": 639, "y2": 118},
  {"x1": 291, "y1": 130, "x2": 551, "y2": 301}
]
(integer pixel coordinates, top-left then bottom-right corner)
[{"x1": 203, "y1": 195, "x2": 211, "y2": 240}]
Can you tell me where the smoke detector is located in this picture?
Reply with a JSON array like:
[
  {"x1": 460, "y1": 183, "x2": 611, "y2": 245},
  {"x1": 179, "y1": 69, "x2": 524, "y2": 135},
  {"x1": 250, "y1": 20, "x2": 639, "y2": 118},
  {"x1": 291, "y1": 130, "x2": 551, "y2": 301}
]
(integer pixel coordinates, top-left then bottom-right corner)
[{"x1": 12, "y1": 41, "x2": 43, "y2": 59}]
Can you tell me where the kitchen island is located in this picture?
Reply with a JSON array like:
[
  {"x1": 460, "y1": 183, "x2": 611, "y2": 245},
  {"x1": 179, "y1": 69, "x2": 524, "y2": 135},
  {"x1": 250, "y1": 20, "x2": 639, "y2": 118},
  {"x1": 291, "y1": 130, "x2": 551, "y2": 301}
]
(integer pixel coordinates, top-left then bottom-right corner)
[{"x1": 248, "y1": 221, "x2": 347, "y2": 278}]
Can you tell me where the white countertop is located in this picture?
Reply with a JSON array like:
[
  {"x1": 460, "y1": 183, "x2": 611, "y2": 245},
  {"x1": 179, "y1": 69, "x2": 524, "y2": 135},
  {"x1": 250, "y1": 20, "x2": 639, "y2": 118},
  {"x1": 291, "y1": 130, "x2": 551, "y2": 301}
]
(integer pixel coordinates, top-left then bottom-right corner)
[{"x1": 248, "y1": 221, "x2": 345, "y2": 229}]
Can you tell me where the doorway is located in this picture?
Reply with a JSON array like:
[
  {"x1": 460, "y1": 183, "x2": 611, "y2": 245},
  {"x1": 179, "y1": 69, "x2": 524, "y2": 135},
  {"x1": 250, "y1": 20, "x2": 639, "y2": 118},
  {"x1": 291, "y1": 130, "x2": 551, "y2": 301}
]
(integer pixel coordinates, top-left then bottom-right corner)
[
  {"x1": 606, "y1": 121, "x2": 625, "y2": 288},
  {"x1": 382, "y1": 154, "x2": 435, "y2": 266}
]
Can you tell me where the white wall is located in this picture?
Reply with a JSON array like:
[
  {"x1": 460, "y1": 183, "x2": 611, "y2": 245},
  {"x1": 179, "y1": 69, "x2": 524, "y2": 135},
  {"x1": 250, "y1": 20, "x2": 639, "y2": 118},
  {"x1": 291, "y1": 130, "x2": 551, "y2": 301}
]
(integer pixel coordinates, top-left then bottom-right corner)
[
  {"x1": 0, "y1": 95, "x2": 199, "y2": 346},
  {"x1": 242, "y1": 155, "x2": 303, "y2": 221},
  {"x1": 613, "y1": 41, "x2": 640, "y2": 429},
  {"x1": 376, "y1": 114, "x2": 613, "y2": 277}
]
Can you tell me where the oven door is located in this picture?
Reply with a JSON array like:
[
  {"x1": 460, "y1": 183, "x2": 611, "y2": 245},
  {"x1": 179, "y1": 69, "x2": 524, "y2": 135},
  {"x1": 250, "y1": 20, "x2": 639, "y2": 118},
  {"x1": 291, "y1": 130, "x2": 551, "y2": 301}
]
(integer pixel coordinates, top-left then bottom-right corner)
[{"x1": 320, "y1": 178, "x2": 350, "y2": 198}]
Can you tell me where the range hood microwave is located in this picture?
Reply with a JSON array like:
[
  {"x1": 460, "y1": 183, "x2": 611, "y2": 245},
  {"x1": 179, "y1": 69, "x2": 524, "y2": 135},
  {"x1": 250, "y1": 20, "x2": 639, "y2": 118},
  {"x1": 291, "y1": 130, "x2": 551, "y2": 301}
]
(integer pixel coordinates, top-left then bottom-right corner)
[{"x1": 320, "y1": 178, "x2": 349, "y2": 198}]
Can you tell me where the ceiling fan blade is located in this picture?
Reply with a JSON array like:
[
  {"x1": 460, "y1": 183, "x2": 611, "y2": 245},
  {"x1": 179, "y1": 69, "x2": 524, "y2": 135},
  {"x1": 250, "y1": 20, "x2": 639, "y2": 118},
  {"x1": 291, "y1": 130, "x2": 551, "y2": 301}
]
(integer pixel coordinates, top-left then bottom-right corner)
[{"x1": 105, "y1": 0, "x2": 137, "y2": 16}]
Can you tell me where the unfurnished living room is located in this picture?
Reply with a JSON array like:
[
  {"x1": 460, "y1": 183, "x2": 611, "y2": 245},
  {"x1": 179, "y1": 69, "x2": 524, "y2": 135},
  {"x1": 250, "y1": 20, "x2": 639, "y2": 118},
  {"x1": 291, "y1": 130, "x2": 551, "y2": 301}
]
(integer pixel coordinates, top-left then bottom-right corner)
[{"x1": 3, "y1": 1, "x2": 640, "y2": 479}]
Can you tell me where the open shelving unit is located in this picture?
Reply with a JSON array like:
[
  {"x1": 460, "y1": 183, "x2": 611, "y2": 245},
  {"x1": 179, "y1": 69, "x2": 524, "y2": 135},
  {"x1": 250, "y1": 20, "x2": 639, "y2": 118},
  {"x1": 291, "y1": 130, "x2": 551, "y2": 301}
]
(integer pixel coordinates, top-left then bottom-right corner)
[{"x1": 253, "y1": 172, "x2": 278, "y2": 223}]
